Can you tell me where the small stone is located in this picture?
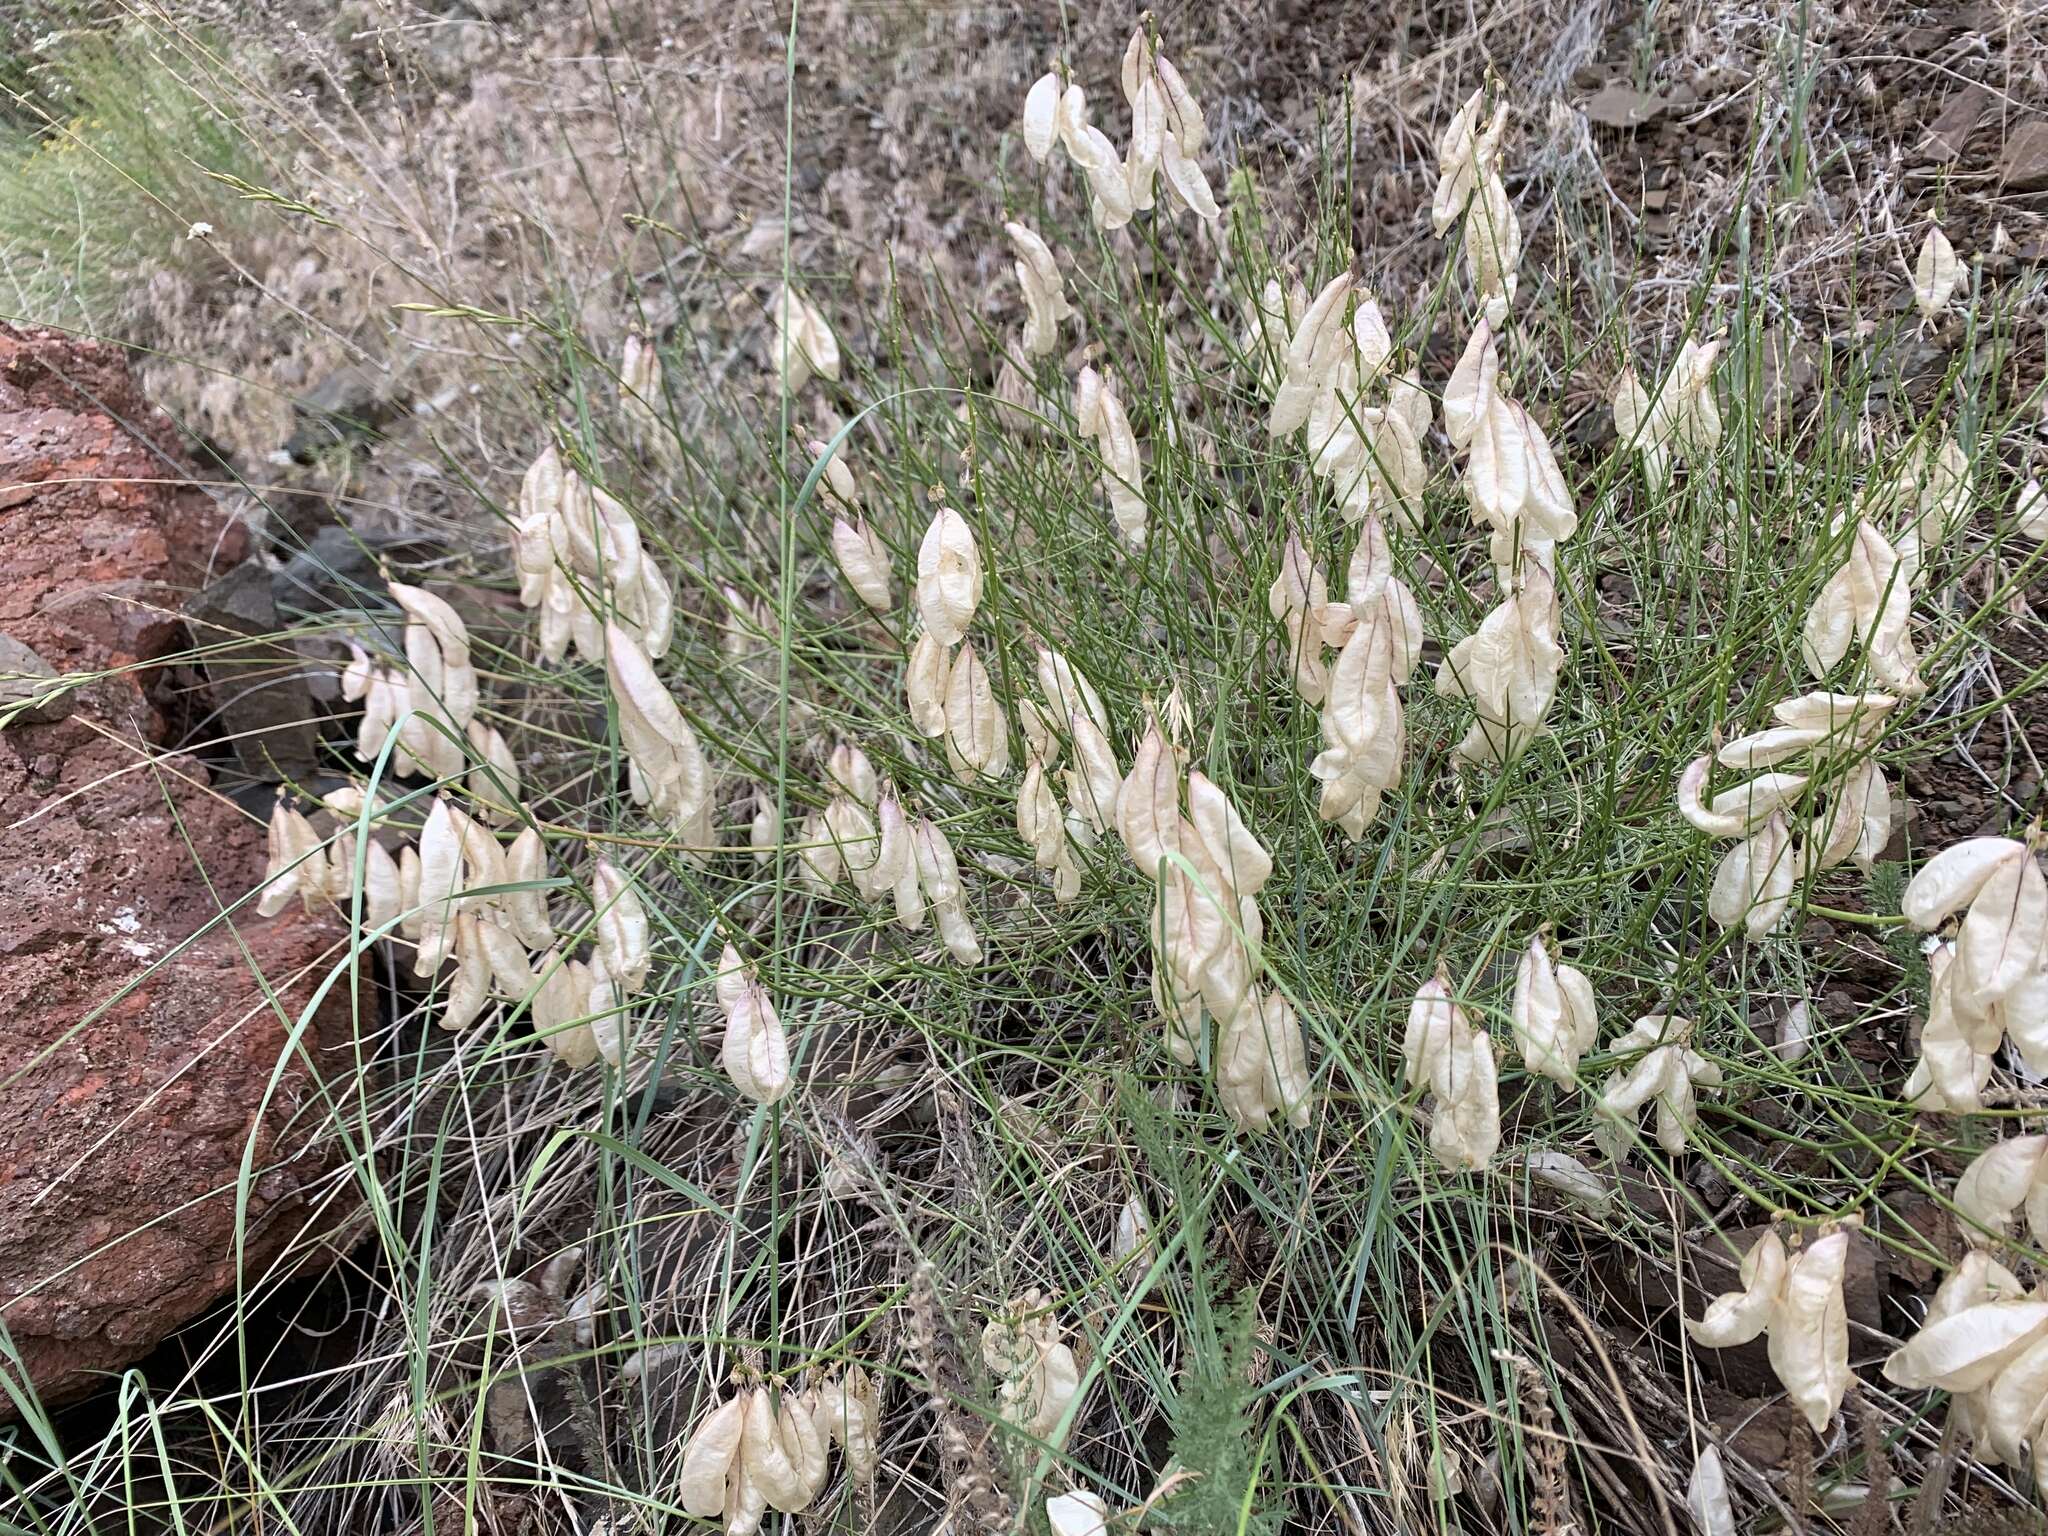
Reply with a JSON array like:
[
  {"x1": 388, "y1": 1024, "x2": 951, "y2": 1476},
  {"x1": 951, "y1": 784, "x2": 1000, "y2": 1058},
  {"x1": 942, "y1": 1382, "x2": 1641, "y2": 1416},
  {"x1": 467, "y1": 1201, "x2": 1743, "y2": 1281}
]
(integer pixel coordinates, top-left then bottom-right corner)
[
  {"x1": 1919, "y1": 84, "x2": 1988, "y2": 164},
  {"x1": 2002, "y1": 121, "x2": 2048, "y2": 191},
  {"x1": 0, "y1": 634, "x2": 70, "y2": 725},
  {"x1": 1581, "y1": 83, "x2": 1665, "y2": 129}
]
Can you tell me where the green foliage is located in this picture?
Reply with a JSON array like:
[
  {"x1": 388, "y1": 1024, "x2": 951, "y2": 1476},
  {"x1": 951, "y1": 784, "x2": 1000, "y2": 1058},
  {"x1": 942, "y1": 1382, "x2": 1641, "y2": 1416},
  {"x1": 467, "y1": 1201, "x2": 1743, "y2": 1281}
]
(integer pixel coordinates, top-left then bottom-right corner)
[
  {"x1": 0, "y1": 22, "x2": 260, "y2": 325},
  {"x1": 1152, "y1": 1289, "x2": 1281, "y2": 1536}
]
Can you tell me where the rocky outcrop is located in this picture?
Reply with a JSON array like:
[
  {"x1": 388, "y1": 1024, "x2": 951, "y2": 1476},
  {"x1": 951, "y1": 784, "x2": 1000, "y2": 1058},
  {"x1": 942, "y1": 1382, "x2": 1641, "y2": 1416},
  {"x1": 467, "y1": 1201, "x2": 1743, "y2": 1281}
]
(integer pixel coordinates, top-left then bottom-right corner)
[{"x1": 0, "y1": 327, "x2": 365, "y2": 1411}]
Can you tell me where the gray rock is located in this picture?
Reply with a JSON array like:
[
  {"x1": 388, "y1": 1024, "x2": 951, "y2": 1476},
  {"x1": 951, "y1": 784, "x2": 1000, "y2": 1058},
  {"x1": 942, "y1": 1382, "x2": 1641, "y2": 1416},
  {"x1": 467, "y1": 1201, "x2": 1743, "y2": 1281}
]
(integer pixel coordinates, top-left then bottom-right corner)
[
  {"x1": 2002, "y1": 120, "x2": 2048, "y2": 192},
  {"x1": 0, "y1": 635, "x2": 71, "y2": 726},
  {"x1": 283, "y1": 363, "x2": 398, "y2": 464},
  {"x1": 184, "y1": 562, "x2": 323, "y2": 780}
]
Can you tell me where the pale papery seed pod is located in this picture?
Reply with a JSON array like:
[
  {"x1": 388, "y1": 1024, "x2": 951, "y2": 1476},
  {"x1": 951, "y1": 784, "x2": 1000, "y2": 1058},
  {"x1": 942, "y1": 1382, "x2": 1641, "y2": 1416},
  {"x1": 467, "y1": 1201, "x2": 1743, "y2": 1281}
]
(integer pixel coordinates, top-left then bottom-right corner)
[
  {"x1": 1687, "y1": 1448, "x2": 1735, "y2": 1536},
  {"x1": 814, "y1": 1365, "x2": 880, "y2": 1483},
  {"x1": 324, "y1": 828, "x2": 403, "y2": 936},
  {"x1": 1069, "y1": 121, "x2": 1136, "y2": 230},
  {"x1": 1056, "y1": 81, "x2": 1090, "y2": 154},
  {"x1": 1309, "y1": 629, "x2": 1403, "y2": 839},
  {"x1": 1073, "y1": 365, "x2": 1105, "y2": 438},
  {"x1": 1158, "y1": 130, "x2": 1220, "y2": 221},
  {"x1": 587, "y1": 954, "x2": 631, "y2": 1067},
  {"x1": 1429, "y1": 1015, "x2": 1500, "y2": 1172},
  {"x1": 447, "y1": 800, "x2": 510, "y2": 908},
  {"x1": 861, "y1": 790, "x2": 912, "y2": 904},
  {"x1": 749, "y1": 790, "x2": 779, "y2": 864},
  {"x1": 1047, "y1": 1491, "x2": 1110, "y2": 1536},
  {"x1": 256, "y1": 800, "x2": 327, "y2": 918},
  {"x1": 742, "y1": 1386, "x2": 827, "y2": 1512},
  {"x1": 619, "y1": 332, "x2": 672, "y2": 465},
  {"x1": 1022, "y1": 70, "x2": 1062, "y2": 161},
  {"x1": 806, "y1": 437, "x2": 858, "y2": 507},
  {"x1": 912, "y1": 818, "x2": 981, "y2": 964},
  {"x1": 714, "y1": 942, "x2": 750, "y2": 1015},
  {"x1": 502, "y1": 826, "x2": 554, "y2": 950},
  {"x1": 1913, "y1": 224, "x2": 1963, "y2": 321},
  {"x1": 411, "y1": 797, "x2": 464, "y2": 966},
  {"x1": 1240, "y1": 277, "x2": 1304, "y2": 393},
  {"x1": 397, "y1": 844, "x2": 424, "y2": 941},
  {"x1": 823, "y1": 794, "x2": 882, "y2": 891},
  {"x1": 1123, "y1": 74, "x2": 1162, "y2": 209},
  {"x1": 1186, "y1": 771, "x2": 1272, "y2": 899},
  {"x1": 605, "y1": 622, "x2": 715, "y2": 857},
  {"x1": 1525, "y1": 1149, "x2": 1613, "y2": 1216},
  {"x1": 825, "y1": 742, "x2": 880, "y2": 807},
  {"x1": 1687, "y1": 1230, "x2": 1788, "y2": 1348},
  {"x1": 1117, "y1": 719, "x2": 1181, "y2": 878},
  {"x1": 2016, "y1": 478, "x2": 2048, "y2": 542},
  {"x1": 1883, "y1": 1278, "x2": 2048, "y2": 1398},
  {"x1": 1950, "y1": 844, "x2": 2048, "y2": 1009},
  {"x1": 1903, "y1": 939, "x2": 1997, "y2": 1112},
  {"x1": 1112, "y1": 1194, "x2": 1153, "y2": 1268},
  {"x1": 993, "y1": 356, "x2": 1043, "y2": 437},
  {"x1": 1611, "y1": 365, "x2": 1671, "y2": 491},
  {"x1": 1432, "y1": 563, "x2": 1566, "y2": 765},
  {"x1": 474, "y1": 914, "x2": 535, "y2": 1001},
  {"x1": 389, "y1": 580, "x2": 479, "y2": 731},
  {"x1": 678, "y1": 1395, "x2": 749, "y2": 1525},
  {"x1": 1903, "y1": 836, "x2": 2031, "y2": 930},
  {"x1": 1066, "y1": 713, "x2": 1123, "y2": 842},
  {"x1": 1018, "y1": 696, "x2": 1062, "y2": 770},
  {"x1": 512, "y1": 445, "x2": 566, "y2": 603},
  {"x1": 1215, "y1": 989, "x2": 1313, "y2": 1132},
  {"x1": 1511, "y1": 934, "x2": 1599, "y2": 1084},
  {"x1": 1006, "y1": 221, "x2": 1073, "y2": 359},
  {"x1": 1675, "y1": 757, "x2": 1811, "y2": 838},
  {"x1": 718, "y1": 948, "x2": 793, "y2": 1105},
  {"x1": 905, "y1": 630, "x2": 950, "y2": 737},
  {"x1": 982, "y1": 1291, "x2": 1082, "y2": 1440},
  {"x1": 942, "y1": 643, "x2": 1011, "y2": 782},
  {"x1": 1662, "y1": 335, "x2": 1725, "y2": 460},
  {"x1": 1155, "y1": 53, "x2": 1206, "y2": 155},
  {"x1": 1952, "y1": 1135, "x2": 2048, "y2": 1250},
  {"x1": 1775, "y1": 1000, "x2": 1814, "y2": 1063},
  {"x1": 916, "y1": 506, "x2": 982, "y2": 646},
  {"x1": 465, "y1": 719, "x2": 520, "y2": 823},
  {"x1": 1689, "y1": 1225, "x2": 1859, "y2": 1435},
  {"x1": 1463, "y1": 170, "x2": 1520, "y2": 326},
  {"x1": 877, "y1": 795, "x2": 926, "y2": 930},
  {"x1": 1766, "y1": 1232, "x2": 1853, "y2": 1434},
  {"x1": 1035, "y1": 645, "x2": 1111, "y2": 738},
  {"x1": 1431, "y1": 87, "x2": 1505, "y2": 235},
  {"x1": 772, "y1": 284, "x2": 839, "y2": 395},
  {"x1": 1706, "y1": 811, "x2": 1797, "y2": 939},
  {"x1": 1402, "y1": 974, "x2": 1499, "y2": 1171},
  {"x1": 1270, "y1": 271, "x2": 1355, "y2": 438},
  {"x1": 1017, "y1": 758, "x2": 1064, "y2": 868},
  {"x1": 436, "y1": 912, "x2": 493, "y2": 1032},
  {"x1": 1090, "y1": 378, "x2": 1147, "y2": 548},
  {"x1": 796, "y1": 811, "x2": 842, "y2": 893},
  {"x1": 1593, "y1": 1015, "x2": 1723, "y2": 1158},
  {"x1": 590, "y1": 860, "x2": 651, "y2": 996},
  {"x1": 1335, "y1": 517, "x2": 1426, "y2": 680},
  {"x1": 830, "y1": 514, "x2": 893, "y2": 613},
  {"x1": 1442, "y1": 319, "x2": 1498, "y2": 452}
]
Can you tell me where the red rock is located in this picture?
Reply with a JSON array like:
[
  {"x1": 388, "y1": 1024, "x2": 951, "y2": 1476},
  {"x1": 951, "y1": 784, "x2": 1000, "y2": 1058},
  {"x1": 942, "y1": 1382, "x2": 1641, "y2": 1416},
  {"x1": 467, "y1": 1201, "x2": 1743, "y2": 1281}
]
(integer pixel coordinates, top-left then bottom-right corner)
[
  {"x1": 0, "y1": 327, "x2": 363, "y2": 1413},
  {"x1": 0, "y1": 326, "x2": 247, "y2": 680}
]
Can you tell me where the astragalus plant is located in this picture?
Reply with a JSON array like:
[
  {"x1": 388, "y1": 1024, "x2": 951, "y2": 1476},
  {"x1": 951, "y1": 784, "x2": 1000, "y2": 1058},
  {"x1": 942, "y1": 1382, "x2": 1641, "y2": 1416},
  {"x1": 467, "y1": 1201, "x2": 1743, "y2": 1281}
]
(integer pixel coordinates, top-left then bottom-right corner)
[{"x1": 12, "y1": 11, "x2": 2048, "y2": 1536}]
